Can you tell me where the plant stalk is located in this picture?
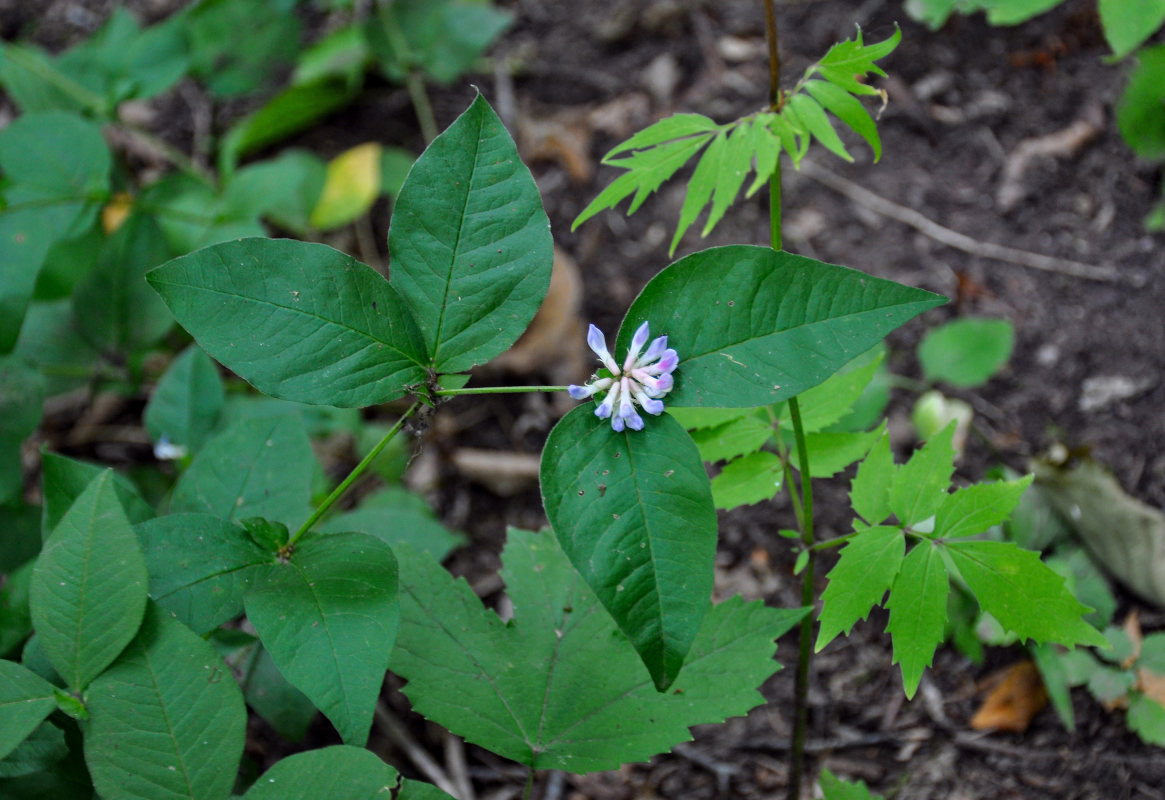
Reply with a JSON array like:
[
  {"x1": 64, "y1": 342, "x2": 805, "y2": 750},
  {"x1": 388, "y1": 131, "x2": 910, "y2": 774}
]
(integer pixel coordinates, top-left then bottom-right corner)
[
  {"x1": 378, "y1": 0, "x2": 439, "y2": 144},
  {"x1": 288, "y1": 402, "x2": 420, "y2": 546},
  {"x1": 435, "y1": 385, "x2": 569, "y2": 397}
]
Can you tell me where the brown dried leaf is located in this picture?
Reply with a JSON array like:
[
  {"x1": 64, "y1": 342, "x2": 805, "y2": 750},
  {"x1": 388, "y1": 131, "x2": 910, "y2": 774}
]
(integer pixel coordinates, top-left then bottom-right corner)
[{"x1": 970, "y1": 660, "x2": 1048, "y2": 732}]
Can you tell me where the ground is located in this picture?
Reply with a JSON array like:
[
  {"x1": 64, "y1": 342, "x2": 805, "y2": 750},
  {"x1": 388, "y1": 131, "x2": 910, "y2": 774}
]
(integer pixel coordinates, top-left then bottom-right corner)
[{"x1": 13, "y1": 0, "x2": 1165, "y2": 797}]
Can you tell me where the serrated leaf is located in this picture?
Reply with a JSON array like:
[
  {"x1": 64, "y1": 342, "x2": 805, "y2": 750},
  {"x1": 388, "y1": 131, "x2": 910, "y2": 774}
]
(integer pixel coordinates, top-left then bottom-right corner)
[
  {"x1": 242, "y1": 746, "x2": 398, "y2": 799},
  {"x1": 40, "y1": 452, "x2": 153, "y2": 537},
  {"x1": 245, "y1": 532, "x2": 398, "y2": 746},
  {"x1": 933, "y1": 475, "x2": 1033, "y2": 539},
  {"x1": 1128, "y1": 692, "x2": 1165, "y2": 746},
  {"x1": 85, "y1": 603, "x2": 246, "y2": 800},
  {"x1": 0, "y1": 661, "x2": 56, "y2": 761},
  {"x1": 309, "y1": 143, "x2": 381, "y2": 230},
  {"x1": 804, "y1": 79, "x2": 882, "y2": 161},
  {"x1": 389, "y1": 93, "x2": 552, "y2": 372},
  {"x1": 670, "y1": 129, "x2": 726, "y2": 253},
  {"x1": 148, "y1": 238, "x2": 428, "y2": 407},
  {"x1": 786, "y1": 94, "x2": 852, "y2": 162},
  {"x1": 29, "y1": 471, "x2": 148, "y2": 691},
  {"x1": 745, "y1": 113, "x2": 780, "y2": 198},
  {"x1": 705, "y1": 121, "x2": 755, "y2": 235},
  {"x1": 604, "y1": 113, "x2": 721, "y2": 159},
  {"x1": 780, "y1": 352, "x2": 884, "y2": 434},
  {"x1": 889, "y1": 423, "x2": 956, "y2": 527},
  {"x1": 143, "y1": 344, "x2": 224, "y2": 456},
  {"x1": 790, "y1": 421, "x2": 886, "y2": 478},
  {"x1": 1099, "y1": 0, "x2": 1165, "y2": 59},
  {"x1": 769, "y1": 113, "x2": 809, "y2": 166},
  {"x1": 667, "y1": 406, "x2": 757, "y2": 431},
  {"x1": 918, "y1": 317, "x2": 1014, "y2": 388},
  {"x1": 850, "y1": 430, "x2": 894, "y2": 525},
  {"x1": 572, "y1": 134, "x2": 713, "y2": 230},
  {"x1": 815, "y1": 27, "x2": 901, "y2": 95},
  {"x1": 946, "y1": 541, "x2": 1109, "y2": 649},
  {"x1": 135, "y1": 514, "x2": 273, "y2": 635},
  {"x1": 170, "y1": 413, "x2": 314, "y2": 529},
  {"x1": 317, "y1": 486, "x2": 466, "y2": 561},
  {"x1": 389, "y1": 529, "x2": 805, "y2": 771},
  {"x1": 689, "y1": 414, "x2": 773, "y2": 463},
  {"x1": 711, "y1": 451, "x2": 784, "y2": 510},
  {"x1": 817, "y1": 526, "x2": 904, "y2": 651},
  {"x1": 617, "y1": 246, "x2": 946, "y2": 408},
  {"x1": 540, "y1": 407, "x2": 716, "y2": 690},
  {"x1": 885, "y1": 540, "x2": 949, "y2": 698}
]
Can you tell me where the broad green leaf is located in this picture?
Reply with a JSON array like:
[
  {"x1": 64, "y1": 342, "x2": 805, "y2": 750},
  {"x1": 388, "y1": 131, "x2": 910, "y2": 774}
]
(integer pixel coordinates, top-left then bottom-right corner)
[
  {"x1": 35, "y1": 223, "x2": 102, "y2": 301},
  {"x1": 1087, "y1": 663, "x2": 1136, "y2": 704},
  {"x1": 85, "y1": 603, "x2": 245, "y2": 800},
  {"x1": 885, "y1": 540, "x2": 949, "y2": 697},
  {"x1": 149, "y1": 237, "x2": 428, "y2": 407},
  {"x1": 220, "y1": 150, "x2": 327, "y2": 232},
  {"x1": 804, "y1": 79, "x2": 882, "y2": 161},
  {"x1": 1099, "y1": 0, "x2": 1165, "y2": 58},
  {"x1": 1128, "y1": 693, "x2": 1165, "y2": 746},
  {"x1": 816, "y1": 526, "x2": 904, "y2": 650},
  {"x1": 245, "y1": 532, "x2": 399, "y2": 746},
  {"x1": 379, "y1": 146, "x2": 414, "y2": 198},
  {"x1": 819, "y1": 768, "x2": 882, "y2": 800},
  {"x1": 139, "y1": 173, "x2": 264, "y2": 253},
  {"x1": 389, "y1": 94, "x2": 552, "y2": 372},
  {"x1": 618, "y1": 246, "x2": 945, "y2": 408},
  {"x1": 888, "y1": 423, "x2": 956, "y2": 527},
  {"x1": 309, "y1": 143, "x2": 382, "y2": 230},
  {"x1": 243, "y1": 746, "x2": 399, "y2": 799},
  {"x1": 933, "y1": 475, "x2": 1033, "y2": 539},
  {"x1": 135, "y1": 514, "x2": 273, "y2": 635},
  {"x1": 0, "y1": 561, "x2": 34, "y2": 658},
  {"x1": 667, "y1": 406, "x2": 757, "y2": 431},
  {"x1": 670, "y1": 129, "x2": 726, "y2": 253},
  {"x1": 293, "y1": 24, "x2": 369, "y2": 86},
  {"x1": 689, "y1": 414, "x2": 773, "y2": 463},
  {"x1": 0, "y1": 358, "x2": 44, "y2": 504},
  {"x1": 903, "y1": 0, "x2": 961, "y2": 29},
  {"x1": 221, "y1": 634, "x2": 317, "y2": 742},
  {"x1": 541, "y1": 406, "x2": 717, "y2": 691},
  {"x1": 170, "y1": 413, "x2": 314, "y2": 528},
  {"x1": 185, "y1": 0, "x2": 300, "y2": 96},
  {"x1": 399, "y1": 780, "x2": 457, "y2": 800},
  {"x1": 572, "y1": 134, "x2": 713, "y2": 230},
  {"x1": 986, "y1": 0, "x2": 1067, "y2": 25},
  {"x1": 850, "y1": 430, "x2": 894, "y2": 525},
  {"x1": 780, "y1": 351, "x2": 883, "y2": 434},
  {"x1": 1139, "y1": 633, "x2": 1165, "y2": 672},
  {"x1": 1118, "y1": 45, "x2": 1165, "y2": 161},
  {"x1": 389, "y1": 529, "x2": 805, "y2": 771},
  {"x1": 0, "y1": 43, "x2": 91, "y2": 113},
  {"x1": 0, "y1": 717, "x2": 68, "y2": 778},
  {"x1": 1096, "y1": 626, "x2": 1137, "y2": 665},
  {"x1": 711, "y1": 451, "x2": 784, "y2": 510},
  {"x1": 0, "y1": 661, "x2": 56, "y2": 761},
  {"x1": 143, "y1": 344, "x2": 224, "y2": 456},
  {"x1": 40, "y1": 451, "x2": 153, "y2": 537},
  {"x1": 786, "y1": 94, "x2": 852, "y2": 162},
  {"x1": 29, "y1": 471, "x2": 148, "y2": 691},
  {"x1": 1030, "y1": 642, "x2": 1075, "y2": 731},
  {"x1": 371, "y1": 0, "x2": 511, "y2": 85},
  {"x1": 73, "y1": 213, "x2": 174, "y2": 353},
  {"x1": 789, "y1": 421, "x2": 886, "y2": 478},
  {"x1": 946, "y1": 541, "x2": 1109, "y2": 649},
  {"x1": 917, "y1": 317, "x2": 1014, "y2": 388},
  {"x1": 317, "y1": 486, "x2": 466, "y2": 561}
]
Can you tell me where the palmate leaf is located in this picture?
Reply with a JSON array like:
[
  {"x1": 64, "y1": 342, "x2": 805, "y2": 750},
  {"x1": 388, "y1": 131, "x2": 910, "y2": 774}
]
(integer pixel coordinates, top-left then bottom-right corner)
[
  {"x1": 812, "y1": 26, "x2": 900, "y2": 95},
  {"x1": 540, "y1": 407, "x2": 716, "y2": 691},
  {"x1": 816, "y1": 525, "x2": 904, "y2": 651},
  {"x1": 885, "y1": 539, "x2": 949, "y2": 698},
  {"x1": 389, "y1": 529, "x2": 806, "y2": 772},
  {"x1": 712, "y1": 451, "x2": 784, "y2": 511},
  {"x1": 888, "y1": 423, "x2": 956, "y2": 527}
]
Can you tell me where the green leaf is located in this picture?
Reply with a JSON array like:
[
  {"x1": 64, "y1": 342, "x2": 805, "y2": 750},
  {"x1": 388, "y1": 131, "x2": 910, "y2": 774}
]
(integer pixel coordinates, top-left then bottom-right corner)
[
  {"x1": 170, "y1": 413, "x2": 314, "y2": 529},
  {"x1": 790, "y1": 422, "x2": 886, "y2": 478},
  {"x1": 817, "y1": 526, "x2": 904, "y2": 651},
  {"x1": 786, "y1": 94, "x2": 852, "y2": 162},
  {"x1": 220, "y1": 150, "x2": 327, "y2": 231},
  {"x1": 389, "y1": 93, "x2": 553, "y2": 372},
  {"x1": 1138, "y1": 633, "x2": 1165, "y2": 672},
  {"x1": 135, "y1": 514, "x2": 273, "y2": 635},
  {"x1": 850, "y1": 430, "x2": 894, "y2": 525},
  {"x1": 317, "y1": 486, "x2": 466, "y2": 561},
  {"x1": 389, "y1": 529, "x2": 804, "y2": 771},
  {"x1": 689, "y1": 414, "x2": 773, "y2": 463},
  {"x1": 745, "y1": 113, "x2": 780, "y2": 198},
  {"x1": 617, "y1": 246, "x2": 945, "y2": 408},
  {"x1": 670, "y1": 129, "x2": 726, "y2": 253},
  {"x1": 245, "y1": 532, "x2": 399, "y2": 746},
  {"x1": 309, "y1": 143, "x2": 382, "y2": 230},
  {"x1": 780, "y1": 351, "x2": 884, "y2": 434},
  {"x1": 667, "y1": 406, "x2": 758, "y2": 431},
  {"x1": 946, "y1": 541, "x2": 1109, "y2": 648},
  {"x1": 819, "y1": 768, "x2": 882, "y2": 800},
  {"x1": 149, "y1": 237, "x2": 428, "y2": 407},
  {"x1": 399, "y1": 779, "x2": 457, "y2": 800},
  {"x1": 933, "y1": 475, "x2": 1034, "y2": 538},
  {"x1": 0, "y1": 561, "x2": 34, "y2": 658},
  {"x1": 0, "y1": 717, "x2": 68, "y2": 778},
  {"x1": 371, "y1": 0, "x2": 511, "y2": 85},
  {"x1": 1117, "y1": 45, "x2": 1165, "y2": 160},
  {"x1": 185, "y1": 0, "x2": 300, "y2": 96},
  {"x1": 604, "y1": 113, "x2": 721, "y2": 159},
  {"x1": 139, "y1": 174, "x2": 264, "y2": 253},
  {"x1": 986, "y1": 0, "x2": 1069, "y2": 25},
  {"x1": 888, "y1": 423, "x2": 956, "y2": 527},
  {"x1": 903, "y1": 0, "x2": 962, "y2": 29},
  {"x1": 1128, "y1": 693, "x2": 1165, "y2": 746},
  {"x1": 0, "y1": 43, "x2": 90, "y2": 113},
  {"x1": 243, "y1": 746, "x2": 399, "y2": 799},
  {"x1": 917, "y1": 317, "x2": 1014, "y2": 388},
  {"x1": 0, "y1": 358, "x2": 44, "y2": 504},
  {"x1": 885, "y1": 540, "x2": 949, "y2": 698},
  {"x1": 1030, "y1": 642, "x2": 1075, "y2": 731},
  {"x1": 29, "y1": 471, "x2": 148, "y2": 691},
  {"x1": 804, "y1": 79, "x2": 882, "y2": 161},
  {"x1": 814, "y1": 27, "x2": 901, "y2": 95},
  {"x1": 1086, "y1": 663, "x2": 1136, "y2": 704},
  {"x1": 143, "y1": 344, "x2": 224, "y2": 456},
  {"x1": 85, "y1": 603, "x2": 246, "y2": 800},
  {"x1": 541, "y1": 406, "x2": 717, "y2": 691},
  {"x1": 711, "y1": 451, "x2": 784, "y2": 510},
  {"x1": 40, "y1": 451, "x2": 153, "y2": 536},
  {"x1": 0, "y1": 661, "x2": 56, "y2": 761},
  {"x1": 1099, "y1": 0, "x2": 1165, "y2": 58},
  {"x1": 218, "y1": 634, "x2": 317, "y2": 742}
]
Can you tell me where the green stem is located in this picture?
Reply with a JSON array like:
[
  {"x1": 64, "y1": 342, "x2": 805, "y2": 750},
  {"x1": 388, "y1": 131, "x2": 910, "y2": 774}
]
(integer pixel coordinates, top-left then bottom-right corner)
[
  {"x1": 288, "y1": 402, "x2": 419, "y2": 547},
  {"x1": 523, "y1": 768, "x2": 534, "y2": 800},
  {"x1": 116, "y1": 120, "x2": 218, "y2": 189},
  {"x1": 769, "y1": 159, "x2": 782, "y2": 251},
  {"x1": 377, "y1": 0, "x2": 439, "y2": 144},
  {"x1": 435, "y1": 385, "x2": 569, "y2": 397},
  {"x1": 810, "y1": 531, "x2": 860, "y2": 551}
]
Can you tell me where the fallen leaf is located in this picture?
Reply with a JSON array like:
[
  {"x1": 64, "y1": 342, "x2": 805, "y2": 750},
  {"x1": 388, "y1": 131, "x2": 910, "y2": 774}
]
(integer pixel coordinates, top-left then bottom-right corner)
[{"x1": 970, "y1": 660, "x2": 1048, "y2": 732}]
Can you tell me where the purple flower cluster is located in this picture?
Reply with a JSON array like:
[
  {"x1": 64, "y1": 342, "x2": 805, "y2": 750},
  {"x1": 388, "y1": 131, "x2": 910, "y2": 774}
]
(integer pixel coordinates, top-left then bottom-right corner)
[{"x1": 568, "y1": 322, "x2": 679, "y2": 432}]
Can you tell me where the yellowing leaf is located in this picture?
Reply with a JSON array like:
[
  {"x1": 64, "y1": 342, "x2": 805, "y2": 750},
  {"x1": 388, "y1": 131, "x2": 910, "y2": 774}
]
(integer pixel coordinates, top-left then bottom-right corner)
[
  {"x1": 310, "y1": 142, "x2": 382, "y2": 230},
  {"x1": 102, "y1": 192, "x2": 133, "y2": 234}
]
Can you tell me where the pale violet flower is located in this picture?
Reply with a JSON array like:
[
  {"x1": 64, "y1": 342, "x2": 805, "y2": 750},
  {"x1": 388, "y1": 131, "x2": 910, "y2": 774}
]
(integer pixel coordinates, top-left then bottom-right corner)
[
  {"x1": 568, "y1": 322, "x2": 678, "y2": 432},
  {"x1": 153, "y1": 435, "x2": 188, "y2": 461}
]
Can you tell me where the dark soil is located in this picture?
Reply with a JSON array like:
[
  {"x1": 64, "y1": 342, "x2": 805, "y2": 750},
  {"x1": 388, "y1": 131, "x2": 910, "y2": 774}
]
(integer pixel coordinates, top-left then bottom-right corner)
[{"x1": 14, "y1": 0, "x2": 1165, "y2": 798}]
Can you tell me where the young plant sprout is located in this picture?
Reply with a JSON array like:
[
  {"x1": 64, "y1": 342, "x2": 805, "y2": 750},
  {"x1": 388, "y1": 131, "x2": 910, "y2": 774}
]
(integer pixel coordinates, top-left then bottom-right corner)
[{"x1": 568, "y1": 322, "x2": 678, "y2": 431}]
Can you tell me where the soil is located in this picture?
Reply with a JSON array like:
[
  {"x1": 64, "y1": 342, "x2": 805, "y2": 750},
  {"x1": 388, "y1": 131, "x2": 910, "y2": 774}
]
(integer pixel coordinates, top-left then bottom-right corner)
[{"x1": 12, "y1": 0, "x2": 1165, "y2": 798}]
